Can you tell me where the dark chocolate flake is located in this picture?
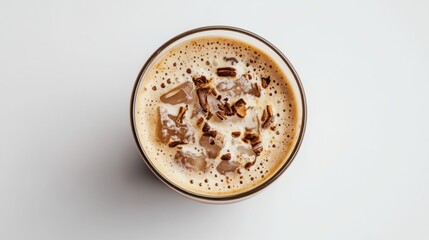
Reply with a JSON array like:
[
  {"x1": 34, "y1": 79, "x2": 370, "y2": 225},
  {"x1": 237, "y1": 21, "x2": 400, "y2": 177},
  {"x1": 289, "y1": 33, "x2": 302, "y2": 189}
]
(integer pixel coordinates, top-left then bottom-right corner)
[
  {"x1": 203, "y1": 130, "x2": 218, "y2": 138},
  {"x1": 261, "y1": 105, "x2": 275, "y2": 129},
  {"x1": 252, "y1": 83, "x2": 261, "y2": 97},
  {"x1": 196, "y1": 117, "x2": 204, "y2": 126},
  {"x1": 261, "y1": 108, "x2": 268, "y2": 123},
  {"x1": 192, "y1": 75, "x2": 208, "y2": 87},
  {"x1": 261, "y1": 76, "x2": 271, "y2": 88},
  {"x1": 252, "y1": 142, "x2": 263, "y2": 156},
  {"x1": 210, "y1": 88, "x2": 218, "y2": 96},
  {"x1": 267, "y1": 104, "x2": 273, "y2": 116},
  {"x1": 243, "y1": 73, "x2": 252, "y2": 80},
  {"x1": 223, "y1": 57, "x2": 238, "y2": 65},
  {"x1": 168, "y1": 140, "x2": 186, "y2": 148},
  {"x1": 206, "y1": 111, "x2": 213, "y2": 120},
  {"x1": 253, "y1": 146, "x2": 263, "y2": 156},
  {"x1": 262, "y1": 116, "x2": 274, "y2": 129},
  {"x1": 216, "y1": 67, "x2": 236, "y2": 77},
  {"x1": 197, "y1": 87, "x2": 210, "y2": 112},
  {"x1": 223, "y1": 101, "x2": 234, "y2": 116},
  {"x1": 217, "y1": 103, "x2": 225, "y2": 111},
  {"x1": 202, "y1": 122, "x2": 211, "y2": 133},
  {"x1": 231, "y1": 131, "x2": 241, "y2": 138},
  {"x1": 243, "y1": 132, "x2": 259, "y2": 144},
  {"x1": 235, "y1": 98, "x2": 246, "y2": 106},
  {"x1": 245, "y1": 161, "x2": 255, "y2": 170},
  {"x1": 232, "y1": 98, "x2": 247, "y2": 118},
  {"x1": 234, "y1": 106, "x2": 246, "y2": 118},
  {"x1": 216, "y1": 111, "x2": 227, "y2": 120},
  {"x1": 221, "y1": 153, "x2": 232, "y2": 161}
]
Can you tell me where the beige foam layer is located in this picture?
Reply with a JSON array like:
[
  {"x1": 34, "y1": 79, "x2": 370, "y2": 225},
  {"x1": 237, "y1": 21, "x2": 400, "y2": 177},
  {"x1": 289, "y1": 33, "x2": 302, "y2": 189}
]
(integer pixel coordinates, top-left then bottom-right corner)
[{"x1": 134, "y1": 36, "x2": 299, "y2": 197}]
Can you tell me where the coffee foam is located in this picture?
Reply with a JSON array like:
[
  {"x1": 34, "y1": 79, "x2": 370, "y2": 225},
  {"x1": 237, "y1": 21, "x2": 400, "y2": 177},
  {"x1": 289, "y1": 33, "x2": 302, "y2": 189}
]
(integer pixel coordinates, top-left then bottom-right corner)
[{"x1": 134, "y1": 37, "x2": 299, "y2": 197}]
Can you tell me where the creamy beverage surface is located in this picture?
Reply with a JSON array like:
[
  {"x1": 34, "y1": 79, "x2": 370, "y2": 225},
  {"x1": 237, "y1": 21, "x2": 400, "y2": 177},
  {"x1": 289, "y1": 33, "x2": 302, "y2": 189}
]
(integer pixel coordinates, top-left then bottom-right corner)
[{"x1": 134, "y1": 37, "x2": 299, "y2": 197}]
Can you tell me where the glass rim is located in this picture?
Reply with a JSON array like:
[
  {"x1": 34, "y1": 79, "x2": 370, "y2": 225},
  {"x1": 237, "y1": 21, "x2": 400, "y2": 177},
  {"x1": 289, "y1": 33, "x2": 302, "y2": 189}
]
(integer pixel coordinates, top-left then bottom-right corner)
[{"x1": 130, "y1": 25, "x2": 307, "y2": 202}]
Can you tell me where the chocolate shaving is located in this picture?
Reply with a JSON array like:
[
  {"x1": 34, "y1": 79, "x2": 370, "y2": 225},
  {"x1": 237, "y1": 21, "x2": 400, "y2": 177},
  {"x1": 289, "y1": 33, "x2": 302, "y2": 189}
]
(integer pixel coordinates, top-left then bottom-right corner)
[
  {"x1": 261, "y1": 105, "x2": 275, "y2": 129},
  {"x1": 216, "y1": 95, "x2": 222, "y2": 101},
  {"x1": 202, "y1": 122, "x2": 211, "y2": 133},
  {"x1": 168, "y1": 140, "x2": 187, "y2": 148},
  {"x1": 243, "y1": 132, "x2": 259, "y2": 144},
  {"x1": 262, "y1": 116, "x2": 275, "y2": 129},
  {"x1": 267, "y1": 104, "x2": 273, "y2": 116},
  {"x1": 203, "y1": 130, "x2": 217, "y2": 138},
  {"x1": 216, "y1": 111, "x2": 226, "y2": 120},
  {"x1": 245, "y1": 161, "x2": 255, "y2": 170},
  {"x1": 252, "y1": 141, "x2": 263, "y2": 156},
  {"x1": 210, "y1": 88, "x2": 218, "y2": 96},
  {"x1": 234, "y1": 106, "x2": 246, "y2": 118},
  {"x1": 221, "y1": 153, "x2": 231, "y2": 161},
  {"x1": 252, "y1": 83, "x2": 261, "y2": 97},
  {"x1": 243, "y1": 73, "x2": 252, "y2": 80},
  {"x1": 242, "y1": 131, "x2": 264, "y2": 155},
  {"x1": 261, "y1": 76, "x2": 271, "y2": 88},
  {"x1": 175, "y1": 106, "x2": 187, "y2": 124},
  {"x1": 217, "y1": 103, "x2": 225, "y2": 111},
  {"x1": 261, "y1": 108, "x2": 268, "y2": 123},
  {"x1": 223, "y1": 101, "x2": 234, "y2": 116},
  {"x1": 231, "y1": 131, "x2": 241, "y2": 138},
  {"x1": 206, "y1": 111, "x2": 213, "y2": 120},
  {"x1": 217, "y1": 67, "x2": 236, "y2": 77},
  {"x1": 232, "y1": 98, "x2": 247, "y2": 118},
  {"x1": 217, "y1": 100, "x2": 234, "y2": 116},
  {"x1": 196, "y1": 117, "x2": 204, "y2": 126},
  {"x1": 197, "y1": 87, "x2": 210, "y2": 112},
  {"x1": 192, "y1": 76, "x2": 208, "y2": 87},
  {"x1": 223, "y1": 57, "x2": 238, "y2": 65}
]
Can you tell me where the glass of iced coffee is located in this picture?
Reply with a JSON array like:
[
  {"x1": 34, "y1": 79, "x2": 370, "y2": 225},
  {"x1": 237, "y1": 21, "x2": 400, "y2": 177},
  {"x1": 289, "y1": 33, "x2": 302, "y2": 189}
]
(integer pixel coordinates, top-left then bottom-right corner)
[{"x1": 130, "y1": 26, "x2": 306, "y2": 203}]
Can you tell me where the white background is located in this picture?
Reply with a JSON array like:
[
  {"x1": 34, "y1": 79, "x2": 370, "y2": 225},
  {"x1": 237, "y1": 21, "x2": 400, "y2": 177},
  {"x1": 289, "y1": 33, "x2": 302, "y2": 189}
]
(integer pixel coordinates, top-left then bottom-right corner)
[{"x1": 1, "y1": 0, "x2": 428, "y2": 239}]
